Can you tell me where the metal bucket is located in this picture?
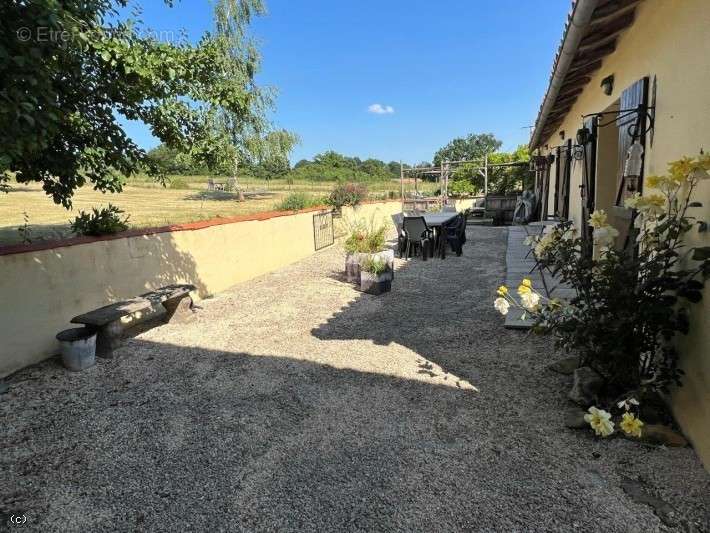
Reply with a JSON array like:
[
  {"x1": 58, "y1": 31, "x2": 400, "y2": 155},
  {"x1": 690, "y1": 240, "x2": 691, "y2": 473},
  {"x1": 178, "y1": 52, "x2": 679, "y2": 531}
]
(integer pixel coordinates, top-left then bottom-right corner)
[{"x1": 56, "y1": 328, "x2": 97, "y2": 372}]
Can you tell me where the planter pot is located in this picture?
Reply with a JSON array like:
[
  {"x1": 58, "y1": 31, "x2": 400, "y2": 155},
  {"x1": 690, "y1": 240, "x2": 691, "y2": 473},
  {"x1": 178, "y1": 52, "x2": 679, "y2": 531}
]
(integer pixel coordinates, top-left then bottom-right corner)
[
  {"x1": 345, "y1": 250, "x2": 395, "y2": 284},
  {"x1": 372, "y1": 249, "x2": 395, "y2": 280},
  {"x1": 345, "y1": 252, "x2": 365, "y2": 283},
  {"x1": 56, "y1": 327, "x2": 97, "y2": 372},
  {"x1": 360, "y1": 270, "x2": 393, "y2": 295}
]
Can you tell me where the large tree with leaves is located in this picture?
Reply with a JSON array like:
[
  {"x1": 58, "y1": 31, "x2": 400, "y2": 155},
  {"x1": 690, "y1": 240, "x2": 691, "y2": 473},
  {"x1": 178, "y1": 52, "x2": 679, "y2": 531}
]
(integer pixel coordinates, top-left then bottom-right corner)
[
  {"x1": 432, "y1": 133, "x2": 502, "y2": 166},
  {"x1": 451, "y1": 144, "x2": 531, "y2": 195},
  {"x1": 0, "y1": 0, "x2": 296, "y2": 207}
]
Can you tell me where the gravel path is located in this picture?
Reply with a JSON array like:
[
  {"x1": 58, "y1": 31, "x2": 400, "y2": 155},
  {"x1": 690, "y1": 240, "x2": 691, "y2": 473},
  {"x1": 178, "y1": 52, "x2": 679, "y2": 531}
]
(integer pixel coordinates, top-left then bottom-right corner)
[{"x1": 2, "y1": 226, "x2": 709, "y2": 532}]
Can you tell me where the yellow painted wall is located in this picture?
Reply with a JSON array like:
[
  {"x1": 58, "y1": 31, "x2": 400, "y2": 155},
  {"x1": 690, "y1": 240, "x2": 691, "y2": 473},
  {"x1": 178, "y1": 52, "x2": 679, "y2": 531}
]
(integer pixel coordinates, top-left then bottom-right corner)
[
  {"x1": 0, "y1": 201, "x2": 402, "y2": 378},
  {"x1": 538, "y1": 0, "x2": 710, "y2": 468}
]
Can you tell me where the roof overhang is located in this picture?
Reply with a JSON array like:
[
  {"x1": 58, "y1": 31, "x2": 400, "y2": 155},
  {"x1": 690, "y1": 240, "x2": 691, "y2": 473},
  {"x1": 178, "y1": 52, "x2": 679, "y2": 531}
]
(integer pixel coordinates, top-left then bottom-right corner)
[{"x1": 529, "y1": 0, "x2": 643, "y2": 149}]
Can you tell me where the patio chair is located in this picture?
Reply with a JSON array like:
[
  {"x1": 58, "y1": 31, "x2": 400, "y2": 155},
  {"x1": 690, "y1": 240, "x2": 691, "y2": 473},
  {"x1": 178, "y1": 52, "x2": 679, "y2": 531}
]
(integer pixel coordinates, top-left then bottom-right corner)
[
  {"x1": 391, "y1": 213, "x2": 407, "y2": 258},
  {"x1": 207, "y1": 178, "x2": 215, "y2": 191},
  {"x1": 402, "y1": 216, "x2": 433, "y2": 260},
  {"x1": 444, "y1": 214, "x2": 465, "y2": 256},
  {"x1": 460, "y1": 211, "x2": 468, "y2": 245}
]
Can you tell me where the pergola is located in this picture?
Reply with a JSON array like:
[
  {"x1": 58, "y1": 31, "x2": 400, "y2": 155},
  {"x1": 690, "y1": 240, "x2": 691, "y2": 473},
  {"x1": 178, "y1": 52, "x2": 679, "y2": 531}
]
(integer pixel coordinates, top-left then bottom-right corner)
[{"x1": 399, "y1": 157, "x2": 530, "y2": 211}]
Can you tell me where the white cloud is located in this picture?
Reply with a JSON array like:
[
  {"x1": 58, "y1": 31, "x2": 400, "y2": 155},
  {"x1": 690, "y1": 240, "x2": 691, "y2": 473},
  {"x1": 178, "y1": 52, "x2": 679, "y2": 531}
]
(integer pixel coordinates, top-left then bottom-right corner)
[{"x1": 368, "y1": 103, "x2": 395, "y2": 115}]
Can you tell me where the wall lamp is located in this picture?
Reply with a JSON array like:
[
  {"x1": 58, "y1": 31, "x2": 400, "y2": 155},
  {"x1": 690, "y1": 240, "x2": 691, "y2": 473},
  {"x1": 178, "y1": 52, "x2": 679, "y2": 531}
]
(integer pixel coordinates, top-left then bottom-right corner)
[
  {"x1": 601, "y1": 74, "x2": 614, "y2": 96},
  {"x1": 576, "y1": 126, "x2": 593, "y2": 145}
]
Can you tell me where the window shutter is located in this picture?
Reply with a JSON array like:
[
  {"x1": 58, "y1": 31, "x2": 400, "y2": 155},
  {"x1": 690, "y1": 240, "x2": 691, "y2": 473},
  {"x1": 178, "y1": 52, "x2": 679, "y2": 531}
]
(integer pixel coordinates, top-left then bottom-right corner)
[
  {"x1": 559, "y1": 139, "x2": 572, "y2": 219},
  {"x1": 553, "y1": 146, "x2": 561, "y2": 216},
  {"x1": 581, "y1": 116, "x2": 597, "y2": 242},
  {"x1": 615, "y1": 77, "x2": 649, "y2": 206}
]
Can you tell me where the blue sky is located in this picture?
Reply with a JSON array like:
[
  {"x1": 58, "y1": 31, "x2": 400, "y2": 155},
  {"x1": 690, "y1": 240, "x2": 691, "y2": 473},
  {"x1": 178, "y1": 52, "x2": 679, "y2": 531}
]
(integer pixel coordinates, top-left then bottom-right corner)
[{"x1": 121, "y1": 0, "x2": 569, "y2": 164}]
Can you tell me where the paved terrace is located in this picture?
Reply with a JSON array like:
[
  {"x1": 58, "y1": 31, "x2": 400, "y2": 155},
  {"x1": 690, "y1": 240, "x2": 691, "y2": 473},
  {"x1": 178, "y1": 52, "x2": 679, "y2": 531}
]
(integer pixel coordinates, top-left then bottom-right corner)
[{"x1": 2, "y1": 226, "x2": 709, "y2": 532}]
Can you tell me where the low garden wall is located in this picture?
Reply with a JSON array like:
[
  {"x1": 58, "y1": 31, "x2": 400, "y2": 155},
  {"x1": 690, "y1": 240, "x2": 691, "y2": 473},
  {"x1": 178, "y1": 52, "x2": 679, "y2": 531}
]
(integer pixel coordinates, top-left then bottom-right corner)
[{"x1": 0, "y1": 201, "x2": 404, "y2": 377}]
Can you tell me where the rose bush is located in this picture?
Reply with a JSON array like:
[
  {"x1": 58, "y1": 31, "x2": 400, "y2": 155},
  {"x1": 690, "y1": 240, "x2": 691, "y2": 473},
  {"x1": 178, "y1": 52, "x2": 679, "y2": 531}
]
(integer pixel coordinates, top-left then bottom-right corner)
[{"x1": 496, "y1": 154, "x2": 710, "y2": 399}]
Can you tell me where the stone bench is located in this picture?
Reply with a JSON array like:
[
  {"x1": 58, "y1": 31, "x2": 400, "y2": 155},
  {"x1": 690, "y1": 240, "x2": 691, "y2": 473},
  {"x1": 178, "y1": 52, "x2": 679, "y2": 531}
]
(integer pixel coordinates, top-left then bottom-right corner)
[{"x1": 71, "y1": 284, "x2": 196, "y2": 358}]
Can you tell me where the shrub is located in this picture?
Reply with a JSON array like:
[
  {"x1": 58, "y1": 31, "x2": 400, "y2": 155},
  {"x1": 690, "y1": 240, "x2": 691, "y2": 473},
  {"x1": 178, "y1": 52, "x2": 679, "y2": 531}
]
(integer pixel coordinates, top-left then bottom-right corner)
[
  {"x1": 344, "y1": 216, "x2": 387, "y2": 254},
  {"x1": 275, "y1": 192, "x2": 325, "y2": 211},
  {"x1": 449, "y1": 178, "x2": 476, "y2": 197},
  {"x1": 327, "y1": 182, "x2": 368, "y2": 211},
  {"x1": 361, "y1": 255, "x2": 389, "y2": 275},
  {"x1": 495, "y1": 154, "x2": 710, "y2": 397},
  {"x1": 70, "y1": 204, "x2": 130, "y2": 236}
]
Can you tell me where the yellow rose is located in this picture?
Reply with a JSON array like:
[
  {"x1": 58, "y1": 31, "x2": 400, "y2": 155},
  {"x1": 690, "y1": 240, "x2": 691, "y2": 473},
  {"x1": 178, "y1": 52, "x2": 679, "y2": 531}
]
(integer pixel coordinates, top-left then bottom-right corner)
[
  {"x1": 668, "y1": 157, "x2": 694, "y2": 181},
  {"x1": 517, "y1": 284, "x2": 532, "y2": 296},
  {"x1": 588, "y1": 210, "x2": 608, "y2": 229},
  {"x1": 521, "y1": 278, "x2": 532, "y2": 288},
  {"x1": 497, "y1": 285, "x2": 508, "y2": 297},
  {"x1": 619, "y1": 412, "x2": 644, "y2": 438},
  {"x1": 584, "y1": 406, "x2": 614, "y2": 437},
  {"x1": 645, "y1": 175, "x2": 661, "y2": 189}
]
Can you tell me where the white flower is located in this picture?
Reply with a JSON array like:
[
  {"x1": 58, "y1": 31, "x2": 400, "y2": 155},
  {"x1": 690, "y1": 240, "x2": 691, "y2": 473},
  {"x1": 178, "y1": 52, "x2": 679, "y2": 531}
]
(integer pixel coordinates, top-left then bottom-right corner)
[
  {"x1": 624, "y1": 193, "x2": 642, "y2": 210},
  {"x1": 593, "y1": 225, "x2": 619, "y2": 247},
  {"x1": 584, "y1": 406, "x2": 615, "y2": 437},
  {"x1": 534, "y1": 232, "x2": 556, "y2": 257},
  {"x1": 560, "y1": 227, "x2": 577, "y2": 241},
  {"x1": 616, "y1": 397, "x2": 640, "y2": 411},
  {"x1": 493, "y1": 297, "x2": 510, "y2": 316},
  {"x1": 524, "y1": 235, "x2": 538, "y2": 246},
  {"x1": 520, "y1": 291, "x2": 540, "y2": 311}
]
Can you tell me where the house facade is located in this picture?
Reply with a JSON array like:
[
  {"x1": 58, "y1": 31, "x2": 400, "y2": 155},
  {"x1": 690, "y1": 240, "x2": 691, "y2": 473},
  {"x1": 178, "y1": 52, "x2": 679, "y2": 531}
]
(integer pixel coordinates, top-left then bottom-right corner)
[{"x1": 529, "y1": 0, "x2": 710, "y2": 467}]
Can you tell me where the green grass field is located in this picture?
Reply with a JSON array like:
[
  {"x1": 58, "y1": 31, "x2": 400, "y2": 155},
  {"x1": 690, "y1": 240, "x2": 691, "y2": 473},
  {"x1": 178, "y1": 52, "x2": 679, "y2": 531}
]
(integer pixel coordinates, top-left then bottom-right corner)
[{"x1": 0, "y1": 175, "x2": 436, "y2": 246}]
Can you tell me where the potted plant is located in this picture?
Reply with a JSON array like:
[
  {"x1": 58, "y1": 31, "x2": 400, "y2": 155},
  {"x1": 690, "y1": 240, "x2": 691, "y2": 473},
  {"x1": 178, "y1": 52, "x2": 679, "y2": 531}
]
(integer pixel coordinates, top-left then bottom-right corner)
[
  {"x1": 343, "y1": 216, "x2": 389, "y2": 283},
  {"x1": 359, "y1": 255, "x2": 393, "y2": 295}
]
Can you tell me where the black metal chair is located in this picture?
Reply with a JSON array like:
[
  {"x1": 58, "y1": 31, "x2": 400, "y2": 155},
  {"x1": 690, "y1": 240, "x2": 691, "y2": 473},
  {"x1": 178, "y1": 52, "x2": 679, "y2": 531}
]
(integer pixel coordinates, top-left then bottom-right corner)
[
  {"x1": 444, "y1": 214, "x2": 466, "y2": 256},
  {"x1": 402, "y1": 216, "x2": 433, "y2": 260},
  {"x1": 459, "y1": 211, "x2": 468, "y2": 245},
  {"x1": 391, "y1": 213, "x2": 407, "y2": 258}
]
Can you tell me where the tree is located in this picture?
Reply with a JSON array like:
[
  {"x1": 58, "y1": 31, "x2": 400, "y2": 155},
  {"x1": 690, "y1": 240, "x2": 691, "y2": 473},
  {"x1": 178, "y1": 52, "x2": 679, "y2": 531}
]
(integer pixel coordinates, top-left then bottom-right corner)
[
  {"x1": 433, "y1": 133, "x2": 502, "y2": 166},
  {"x1": 146, "y1": 144, "x2": 206, "y2": 175},
  {"x1": 451, "y1": 144, "x2": 530, "y2": 195},
  {"x1": 359, "y1": 158, "x2": 388, "y2": 179},
  {"x1": 0, "y1": 0, "x2": 293, "y2": 207},
  {"x1": 487, "y1": 145, "x2": 531, "y2": 194},
  {"x1": 387, "y1": 161, "x2": 401, "y2": 178},
  {"x1": 313, "y1": 151, "x2": 357, "y2": 169}
]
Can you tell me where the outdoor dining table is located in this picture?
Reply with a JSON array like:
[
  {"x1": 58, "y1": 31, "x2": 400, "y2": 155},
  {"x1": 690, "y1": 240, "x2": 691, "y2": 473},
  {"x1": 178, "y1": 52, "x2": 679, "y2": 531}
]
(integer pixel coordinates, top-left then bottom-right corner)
[{"x1": 421, "y1": 211, "x2": 459, "y2": 259}]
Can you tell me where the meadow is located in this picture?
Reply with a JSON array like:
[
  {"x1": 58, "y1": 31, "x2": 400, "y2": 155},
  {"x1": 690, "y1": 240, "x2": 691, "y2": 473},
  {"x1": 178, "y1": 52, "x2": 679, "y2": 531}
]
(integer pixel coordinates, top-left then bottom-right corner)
[{"x1": 0, "y1": 175, "x2": 435, "y2": 246}]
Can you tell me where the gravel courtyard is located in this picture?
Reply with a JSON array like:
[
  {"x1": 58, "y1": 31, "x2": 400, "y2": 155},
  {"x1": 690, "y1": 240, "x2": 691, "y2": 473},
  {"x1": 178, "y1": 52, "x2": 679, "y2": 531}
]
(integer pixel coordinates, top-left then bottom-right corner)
[{"x1": 2, "y1": 226, "x2": 709, "y2": 532}]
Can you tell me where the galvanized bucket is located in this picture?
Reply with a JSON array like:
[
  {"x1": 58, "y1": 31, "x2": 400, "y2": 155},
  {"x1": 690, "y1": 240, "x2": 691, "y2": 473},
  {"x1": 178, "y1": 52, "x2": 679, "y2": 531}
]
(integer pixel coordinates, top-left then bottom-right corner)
[{"x1": 56, "y1": 328, "x2": 97, "y2": 372}]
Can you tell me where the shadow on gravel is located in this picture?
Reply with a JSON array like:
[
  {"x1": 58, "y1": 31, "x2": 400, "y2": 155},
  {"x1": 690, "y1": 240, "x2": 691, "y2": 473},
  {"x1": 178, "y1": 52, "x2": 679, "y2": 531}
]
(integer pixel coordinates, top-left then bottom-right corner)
[{"x1": 2, "y1": 338, "x2": 477, "y2": 532}]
